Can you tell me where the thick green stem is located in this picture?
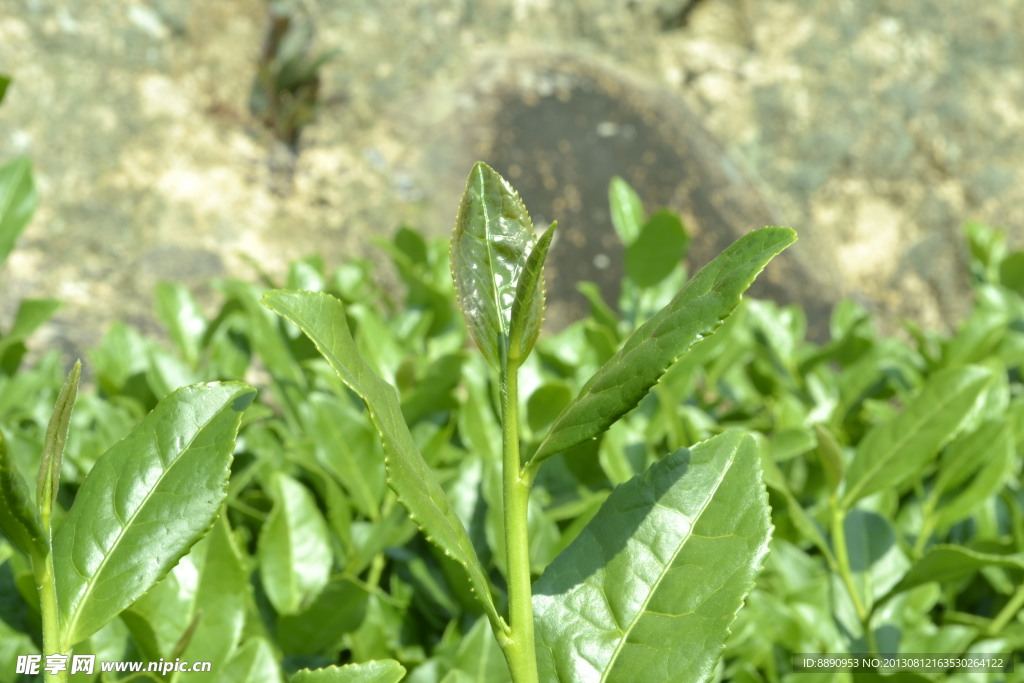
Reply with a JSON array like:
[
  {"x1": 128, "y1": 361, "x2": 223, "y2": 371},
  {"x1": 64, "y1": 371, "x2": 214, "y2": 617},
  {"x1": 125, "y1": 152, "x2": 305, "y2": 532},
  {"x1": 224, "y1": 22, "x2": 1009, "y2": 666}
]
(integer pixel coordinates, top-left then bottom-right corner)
[
  {"x1": 35, "y1": 479, "x2": 68, "y2": 682},
  {"x1": 500, "y1": 366, "x2": 539, "y2": 683},
  {"x1": 33, "y1": 548, "x2": 67, "y2": 683}
]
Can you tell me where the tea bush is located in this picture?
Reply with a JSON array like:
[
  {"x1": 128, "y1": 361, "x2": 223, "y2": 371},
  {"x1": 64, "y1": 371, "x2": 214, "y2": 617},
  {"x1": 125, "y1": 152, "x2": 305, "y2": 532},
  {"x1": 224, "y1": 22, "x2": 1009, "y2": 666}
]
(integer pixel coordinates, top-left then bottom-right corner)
[{"x1": 2, "y1": 76, "x2": 1024, "y2": 683}]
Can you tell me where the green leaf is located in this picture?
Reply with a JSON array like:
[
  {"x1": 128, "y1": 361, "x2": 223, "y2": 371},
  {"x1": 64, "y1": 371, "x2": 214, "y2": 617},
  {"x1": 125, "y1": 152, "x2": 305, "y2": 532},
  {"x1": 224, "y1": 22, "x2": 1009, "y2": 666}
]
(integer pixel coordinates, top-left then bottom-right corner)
[
  {"x1": 0, "y1": 429, "x2": 44, "y2": 556},
  {"x1": 52, "y1": 381, "x2": 255, "y2": 646},
  {"x1": 292, "y1": 661, "x2": 406, "y2": 683},
  {"x1": 308, "y1": 394, "x2": 386, "y2": 520},
  {"x1": 533, "y1": 431, "x2": 772, "y2": 683},
  {"x1": 625, "y1": 210, "x2": 689, "y2": 288},
  {"x1": 1000, "y1": 251, "x2": 1024, "y2": 294},
  {"x1": 277, "y1": 576, "x2": 369, "y2": 655},
  {"x1": 38, "y1": 361, "x2": 80, "y2": 522},
  {"x1": 769, "y1": 427, "x2": 816, "y2": 462},
  {"x1": 508, "y1": 220, "x2": 556, "y2": 366},
  {"x1": 262, "y1": 290, "x2": 503, "y2": 634},
  {"x1": 812, "y1": 423, "x2": 844, "y2": 492},
  {"x1": 934, "y1": 422, "x2": 1014, "y2": 529},
  {"x1": 221, "y1": 638, "x2": 285, "y2": 683},
  {"x1": 840, "y1": 509, "x2": 910, "y2": 610},
  {"x1": 154, "y1": 282, "x2": 207, "y2": 367},
  {"x1": 0, "y1": 75, "x2": 9, "y2": 105},
  {"x1": 529, "y1": 227, "x2": 796, "y2": 471},
  {"x1": 258, "y1": 473, "x2": 333, "y2": 616},
  {"x1": 450, "y1": 162, "x2": 536, "y2": 371},
  {"x1": 576, "y1": 282, "x2": 620, "y2": 335},
  {"x1": 450, "y1": 616, "x2": 512, "y2": 683},
  {"x1": 0, "y1": 299, "x2": 63, "y2": 359},
  {"x1": 890, "y1": 545, "x2": 1024, "y2": 596},
  {"x1": 526, "y1": 382, "x2": 573, "y2": 435},
  {"x1": 121, "y1": 564, "x2": 191, "y2": 661},
  {"x1": 178, "y1": 513, "x2": 248, "y2": 682},
  {"x1": 935, "y1": 419, "x2": 1007, "y2": 496},
  {"x1": 842, "y1": 365, "x2": 993, "y2": 507},
  {"x1": 0, "y1": 158, "x2": 35, "y2": 270},
  {"x1": 395, "y1": 226, "x2": 428, "y2": 265},
  {"x1": 608, "y1": 176, "x2": 644, "y2": 246}
]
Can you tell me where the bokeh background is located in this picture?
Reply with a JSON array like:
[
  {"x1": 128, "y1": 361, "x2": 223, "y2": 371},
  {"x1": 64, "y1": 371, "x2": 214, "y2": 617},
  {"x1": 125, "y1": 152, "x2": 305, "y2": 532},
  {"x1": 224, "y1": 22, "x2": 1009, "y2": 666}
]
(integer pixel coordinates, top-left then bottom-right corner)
[{"x1": 1, "y1": 0, "x2": 1022, "y2": 354}]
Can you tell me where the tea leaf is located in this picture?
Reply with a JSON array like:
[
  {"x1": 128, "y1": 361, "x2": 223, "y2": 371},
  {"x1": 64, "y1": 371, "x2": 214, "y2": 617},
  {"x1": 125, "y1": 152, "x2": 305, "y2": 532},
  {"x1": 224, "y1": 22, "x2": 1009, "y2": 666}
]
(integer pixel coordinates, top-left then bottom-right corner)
[
  {"x1": 278, "y1": 577, "x2": 369, "y2": 655},
  {"x1": 53, "y1": 381, "x2": 255, "y2": 646},
  {"x1": 891, "y1": 545, "x2": 1024, "y2": 596},
  {"x1": 451, "y1": 616, "x2": 512, "y2": 683},
  {"x1": 842, "y1": 365, "x2": 994, "y2": 507},
  {"x1": 841, "y1": 509, "x2": 910, "y2": 610},
  {"x1": 934, "y1": 423, "x2": 1014, "y2": 529},
  {"x1": 0, "y1": 158, "x2": 35, "y2": 271},
  {"x1": 154, "y1": 282, "x2": 207, "y2": 367},
  {"x1": 38, "y1": 361, "x2": 80, "y2": 521},
  {"x1": 262, "y1": 290, "x2": 503, "y2": 635},
  {"x1": 934, "y1": 419, "x2": 1007, "y2": 497},
  {"x1": 1000, "y1": 251, "x2": 1024, "y2": 294},
  {"x1": 291, "y1": 661, "x2": 406, "y2": 683},
  {"x1": 608, "y1": 176, "x2": 644, "y2": 246},
  {"x1": 529, "y1": 227, "x2": 796, "y2": 470},
  {"x1": 533, "y1": 431, "x2": 771, "y2": 683},
  {"x1": 625, "y1": 210, "x2": 689, "y2": 288},
  {"x1": 0, "y1": 429, "x2": 44, "y2": 557},
  {"x1": 221, "y1": 638, "x2": 285, "y2": 683},
  {"x1": 508, "y1": 220, "x2": 556, "y2": 366},
  {"x1": 308, "y1": 394, "x2": 386, "y2": 520},
  {"x1": 178, "y1": 513, "x2": 248, "y2": 682},
  {"x1": 0, "y1": 299, "x2": 63, "y2": 361},
  {"x1": 450, "y1": 162, "x2": 535, "y2": 372},
  {"x1": 812, "y1": 423, "x2": 845, "y2": 492},
  {"x1": 258, "y1": 473, "x2": 332, "y2": 616}
]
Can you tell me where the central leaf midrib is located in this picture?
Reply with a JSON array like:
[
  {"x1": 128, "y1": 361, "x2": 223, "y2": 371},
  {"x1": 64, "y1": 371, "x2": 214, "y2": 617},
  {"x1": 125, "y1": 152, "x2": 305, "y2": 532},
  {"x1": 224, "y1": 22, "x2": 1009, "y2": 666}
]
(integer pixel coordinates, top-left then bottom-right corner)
[
  {"x1": 63, "y1": 404, "x2": 228, "y2": 639},
  {"x1": 598, "y1": 450, "x2": 739, "y2": 683}
]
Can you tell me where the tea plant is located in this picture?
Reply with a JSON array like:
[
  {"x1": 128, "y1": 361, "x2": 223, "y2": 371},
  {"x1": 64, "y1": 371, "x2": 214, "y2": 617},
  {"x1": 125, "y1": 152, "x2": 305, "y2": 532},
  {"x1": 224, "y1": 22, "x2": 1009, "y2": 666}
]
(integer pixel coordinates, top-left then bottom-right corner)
[
  {"x1": 4, "y1": 61, "x2": 1024, "y2": 678},
  {"x1": 261, "y1": 162, "x2": 795, "y2": 682}
]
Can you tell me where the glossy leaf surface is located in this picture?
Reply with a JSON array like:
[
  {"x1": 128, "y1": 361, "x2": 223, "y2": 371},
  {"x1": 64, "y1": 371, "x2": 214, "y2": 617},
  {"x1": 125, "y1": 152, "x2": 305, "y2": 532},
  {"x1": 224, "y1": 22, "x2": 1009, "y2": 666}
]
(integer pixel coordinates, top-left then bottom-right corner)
[
  {"x1": 291, "y1": 661, "x2": 406, "y2": 683},
  {"x1": 842, "y1": 365, "x2": 993, "y2": 507},
  {"x1": 262, "y1": 290, "x2": 502, "y2": 632},
  {"x1": 258, "y1": 472, "x2": 333, "y2": 616},
  {"x1": 450, "y1": 162, "x2": 535, "y2": 371},
  {"x1": 533, "y1": 431, "x2": 771, "y2": 683},
  {"x1": 53, "y1": 381, "x2": 254, "y2": 646},
  {"x1": 530, "y1": 227, "x2": 796, "y2": 469}
]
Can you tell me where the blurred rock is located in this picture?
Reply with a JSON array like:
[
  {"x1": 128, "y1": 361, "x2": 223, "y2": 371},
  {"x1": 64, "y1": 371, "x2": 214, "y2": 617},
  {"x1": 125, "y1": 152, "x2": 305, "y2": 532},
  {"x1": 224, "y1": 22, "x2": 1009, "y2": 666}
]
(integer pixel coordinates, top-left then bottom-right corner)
[{"x1": 0, "y1": 0, "x2": 1021, "y2": 360}]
